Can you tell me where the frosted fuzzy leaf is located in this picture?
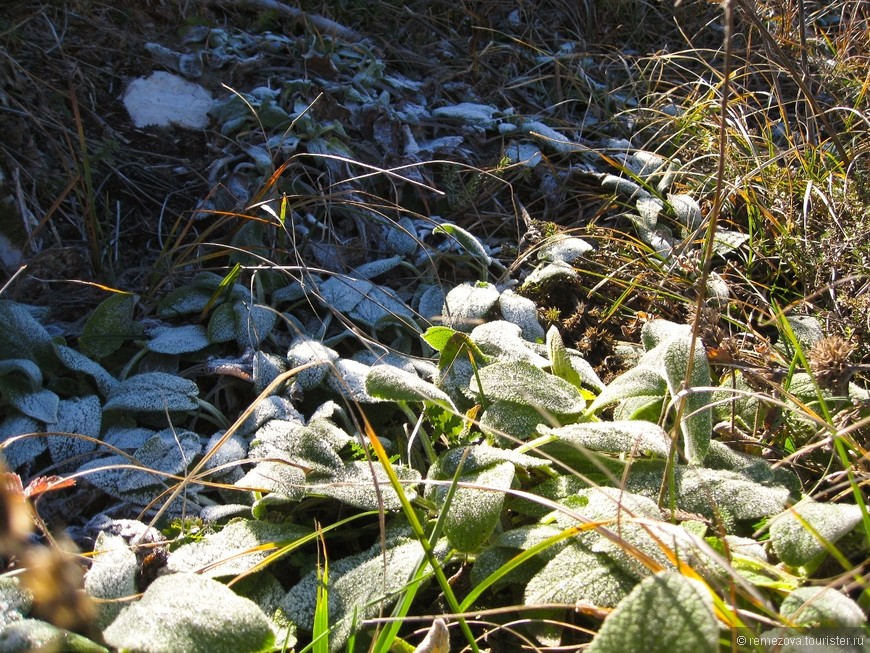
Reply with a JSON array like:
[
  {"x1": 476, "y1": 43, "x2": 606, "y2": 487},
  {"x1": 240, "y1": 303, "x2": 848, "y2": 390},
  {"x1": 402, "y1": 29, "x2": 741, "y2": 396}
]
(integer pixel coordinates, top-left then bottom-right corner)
[
  {"x1": 433, "y1": 223, "x2": 491, "y2": 271},
  {"x1": 494, "y1": 523, "x2": 565, "y2": 551},
  {"x1": 250, "y1": 420, "x2": 345, "y2": 474},
  {"x1": 271, "y1": 281, "x2": 308, "y2": 305},
  {"x1": 705, "y1": 271, "x2": 730, "y2": 307},
  {"x1": 320, "y1": 276, "x2": 416, "y2": 330},
  {"x1": 504, "y1": 141, "x2": 543, "y2": 166},
  {"x1": 238, "y1": 396, "x2": 304, "y2": 436},
  {"x1": 0, "y1": 619, "x2": 108, "y2": 653},
  {"x1": 416, "y1": 285, "x2": 445, "y2": 322},
  {"x1": 327, "y1": 358, "x2": 386, "y2": 403},
  {"x1": 520, "y1": 261, "x2": 580, "y2": 291},
  {"x1": 480, "y1": 400, "x2": 545, "y2": 444},
  {"x1": 84, "y1": 532, "x2": 138, "y2": 628},
  {"x1": 779, "y1": 586, "x2": 866, "y2": 628},
  {"x1": 247, "y1": 419, "x2": 310, "y2": 463},
  {"x1": 366, "y1": 365, "x2": 457, "y2": 411},
  {"x1": 281, "y1": 537, "x2": 444, "y2": 650},
  {"x1": 523, "y1": 120, "x2": 581, "y2": 154},
  {"x1": 233, "y1": 572, "x2": 298, "y2": 650},
  {"x1": 469, "y1": 321, "x2": 549, "y2": 365},
  {"x1": 654, "y1": 330, "x2": 712, "y2": 465},
  {"x1": 637, "y1": 225, "x2": 674, "y2": 258},
  {"x1": 587, "y1": 572, "x2": 717, "y2": 653},
  {"x1": 626, "y1": 150, "x2": 667, "y2": 179},
  {"x1": 167, "y1": 520, "x2": 311, "y2": 577},
  {"x1": 385, "y1": 217, "x2": 419, "y2": 256},
  {"x1": 79, "y1": 293, "x2": 137, "y2": 360},
  {"x1": 102, "y1": 426, "x2": 154, "y2": 451},
  {"x1": 354, "y1": 350, "x2": 417, "y2": 375},
  {"x1": 567, "y1": 351, "x2": 606, "y2": 393},
  {"x1": 443, "y1": 461, "x2": 514, "y2": 552},
  {"x1": 103, "y1": 372, "x2": 199, "y2": 413},
  {"x1": 206, "y1": 302, "x2": 237, "y2": 344},
  {"x1": 48, "y1": 395, "x2": 101, "y2": 466},
  {"x1": 784, "y1": 315, "x2": 824, "y2": 350},
  {"x1": 252, "y1": 351, "x2": 286, "y2": 395},
  {"x1": 667, "y1": 193, "x2": 703, "y2": 230},
  {"x1": 703, "y1": 439, "x2": 778, "y2": 474},
  {"x1": 0, "y1": 300, "x2": 54, "y2": 365},
  {"x1": 525, "y1": 542, "x2": 634, "y2": 608},
  {"x1": 102, "y1": 573, "x2": 273, "y2": 653},
  {"x1": 538, "y1": 421, "x2": 672, "y2": 459},
  {"x1": 234, "y1": 302, "x2": 277, "y2": 349},
  {"x1": 300, "y1": 417, "x2": 352, "y2": 458},
  {"x1": 536, "y1": 235, "x2": 594, "y2": 264},
  {"x1": 439, "y1": 443, "x2": 551, "y2": 477},
  {"x1": 79, "y1": 429, "x2": 201, "y2": 500},
  {"x1": 713, "y1": 229, "x2": 750, "y2": 256},
  {"x1": 441, "y1": 283, "x2": 500, "y2": 332},
  {"x1": 554, "y1": 487, "x2": 683, "y2": 579},
  {"x1": 0, "y1": 576, "x2": 31, "y2": 626},
  {"x1": 0, "y1": 414, "x2": 46, "y2": 469},
  {"x1": 286, "y1": 337, "x2": 338, "y2": 390},
  {"x1": 437, "y1": 355, "x2": 476, "y2": 406},
  {"x1": 125, "y1": 428, "x2": 202, "y2": 481},
  {"x1": 0, "y1": 359, "x2": 42, "y2": 391},
  {"x1": 641, "y1": 318, "x2": 691, "y2": 350},
  {"x1": 202, "y1": 432, "x2": 247, "y2": 483},
  {"x1": 498, "y1": 290, "x2": 545, "y2": 342},
  {"x1": 308, "y1": 461, "x2": 421, "y2": 510},
  {"x1": 432, "y1": 102, "x2": 499, "y2": 127},
  {"x1": 601, "y1": 174, "x2": 651, "y2": 201},
  {"x1": 635, "y1": 197, "x2": 664, "y2": 230},
  {"x1": 235, "y1": 461, "x2": 305, "y2": 502},
  {"x1": 146, "y1": 324, "x2": 210, "y2": 355},
  {"x1": 53, "y1": 344, "x2": 118, "y2": 396},
  {"x1": 769, "y1": 500, "x2": 864, "y2": 569},
  {"x1": 598, "y1": 320, "x2": 712, "y2": 465},
  {"x1": 624, "y1": 460, "x2": 791, "y2": 525},
  {"x1": 350, "y1": 255, "x2": 403, "y2": 279},
  {"x1": 470, "y1": 360, "x2": 586, "y2": 419},
  {"x1": 318, "y1": 275, "x2": 370, "y2": 312},
  {"x1": 4, "y1": 386, "x2": 59, "y2": 424}
]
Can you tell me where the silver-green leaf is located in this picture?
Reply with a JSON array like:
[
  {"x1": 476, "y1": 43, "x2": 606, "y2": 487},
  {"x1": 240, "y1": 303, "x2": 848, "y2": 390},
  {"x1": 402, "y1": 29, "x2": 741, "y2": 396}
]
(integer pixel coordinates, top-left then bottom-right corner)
[
  {"x1": 366, "y1": 365, "x2": 457, "y2": 411},
  {"x1": 471, "y1": 360, "x2": 586, "y2": 418},
  {"x1": 104, "y1": 372, "x2": 199, "y2": 413},
  {"x1": 444, "y1": 461, "x2": 514, "y2": 552},
  {"x1": 587, "y1": 571, "x2": 718, "y2": 653},
  {"x1": 103, "y1": 573, "x2": 274, "y2": 653},
  {"x1": 769, "y1": 499, "x2": 864, "y2": 570}
]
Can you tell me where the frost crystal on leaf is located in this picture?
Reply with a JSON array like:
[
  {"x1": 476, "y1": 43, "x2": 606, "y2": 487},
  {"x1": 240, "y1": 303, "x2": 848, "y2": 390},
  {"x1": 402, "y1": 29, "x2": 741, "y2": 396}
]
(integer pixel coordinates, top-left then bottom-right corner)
[{"x1": 103, "y1": 573, "x2": 274, "y2": 653}]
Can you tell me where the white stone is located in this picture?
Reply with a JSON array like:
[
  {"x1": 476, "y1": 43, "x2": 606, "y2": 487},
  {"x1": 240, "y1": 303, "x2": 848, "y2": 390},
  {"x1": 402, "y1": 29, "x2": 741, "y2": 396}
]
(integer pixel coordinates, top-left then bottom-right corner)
[{"x1": 122, "y1": 71, "x2": 213, "y2": 129}]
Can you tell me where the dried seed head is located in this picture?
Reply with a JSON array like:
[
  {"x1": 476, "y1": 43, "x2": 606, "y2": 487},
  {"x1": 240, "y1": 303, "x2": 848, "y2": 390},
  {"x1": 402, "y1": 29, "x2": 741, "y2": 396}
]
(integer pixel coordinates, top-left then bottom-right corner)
[{"x1": 808, "y1": 335, "x2": 854, "y2": 395}]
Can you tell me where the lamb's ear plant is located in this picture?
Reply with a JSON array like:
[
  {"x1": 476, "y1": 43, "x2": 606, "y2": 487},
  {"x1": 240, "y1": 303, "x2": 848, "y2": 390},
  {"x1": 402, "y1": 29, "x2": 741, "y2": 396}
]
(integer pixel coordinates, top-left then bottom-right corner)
[{"x1": 586, "y1": 319, "x2": 712, "y2": 466}]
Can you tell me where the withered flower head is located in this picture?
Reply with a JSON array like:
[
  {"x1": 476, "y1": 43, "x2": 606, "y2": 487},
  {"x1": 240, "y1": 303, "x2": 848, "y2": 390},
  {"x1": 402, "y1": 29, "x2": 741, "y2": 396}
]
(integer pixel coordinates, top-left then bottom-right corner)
[{"x1": 808, "y1": 335, "x2": 854, "y2": 395}]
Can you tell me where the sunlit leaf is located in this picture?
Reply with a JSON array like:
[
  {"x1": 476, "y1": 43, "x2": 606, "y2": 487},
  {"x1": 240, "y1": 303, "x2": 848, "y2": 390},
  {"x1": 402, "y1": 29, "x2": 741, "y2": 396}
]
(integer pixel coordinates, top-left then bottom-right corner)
[
  {"x1": 103, "y1": 573, "x2": 273, "y2": 653},
  {"x1": 587, "y1": 572, "x2": 717, "y2": 653}
]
